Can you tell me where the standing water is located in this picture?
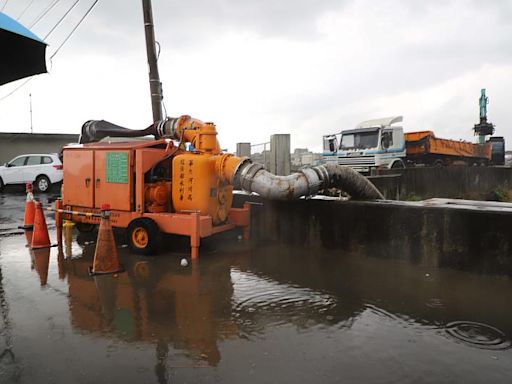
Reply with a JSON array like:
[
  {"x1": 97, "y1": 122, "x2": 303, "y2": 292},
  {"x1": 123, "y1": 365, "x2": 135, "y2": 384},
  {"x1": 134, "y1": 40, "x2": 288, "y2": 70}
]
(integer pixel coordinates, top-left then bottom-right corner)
[{"x1": 0, "y1": 194, "x2": 511, "y2": 383}]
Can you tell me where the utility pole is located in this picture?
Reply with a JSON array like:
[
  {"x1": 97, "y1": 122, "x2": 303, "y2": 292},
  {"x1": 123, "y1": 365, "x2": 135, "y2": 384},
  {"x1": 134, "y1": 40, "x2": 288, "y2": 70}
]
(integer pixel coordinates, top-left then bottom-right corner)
[
  {"x1": 142, "y1": 0, "x2": 163, "y2": 122},
  {"x1": 29, "y1": 93, "x2": 33, "y2": 134}
]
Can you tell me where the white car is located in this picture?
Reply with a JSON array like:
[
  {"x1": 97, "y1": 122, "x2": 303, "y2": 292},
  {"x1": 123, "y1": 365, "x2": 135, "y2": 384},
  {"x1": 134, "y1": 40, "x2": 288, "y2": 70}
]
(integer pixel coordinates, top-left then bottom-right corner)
[{"x1": 0, "y1": 153, "x2": 63, "y2": 192}]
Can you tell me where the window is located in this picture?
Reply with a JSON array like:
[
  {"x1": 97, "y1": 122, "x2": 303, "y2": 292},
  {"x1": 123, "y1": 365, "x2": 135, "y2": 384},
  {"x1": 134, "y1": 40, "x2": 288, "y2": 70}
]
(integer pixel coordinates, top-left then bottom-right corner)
[
  {"x1": 9, "y1": 157, "x2": 26, "y2": 166},
  {"x1": 341, "y1": 131, "x2": 379, "y2": 149},
  {"x1": 26, "y1": 156, "x2": 42, "y2": 165},
  {"x1": 381, "y1": 131, "x2": 393, "y2": 149},
  {"x1": 42, "y1": 156, "x2": 53, "y2": 164},
  {"x1": 323, "y1": 136, "x2": 338, "y2": 152},
  {"x1": 341, "y1": 134, "x2": 355, "y2": 149}
]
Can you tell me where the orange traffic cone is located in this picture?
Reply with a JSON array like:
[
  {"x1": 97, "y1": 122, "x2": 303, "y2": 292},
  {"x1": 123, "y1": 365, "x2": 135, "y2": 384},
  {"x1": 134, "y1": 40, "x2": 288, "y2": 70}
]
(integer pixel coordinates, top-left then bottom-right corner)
[
  {"x1": 89, "y1": 204, "x2": 123, "y2": 275},
  {"x1": 24, "y1": 228, "x2": 33, "y2": 248},
  {"x1": 33, "y1": 248, "x2": 50, "y2": 286},
  {"x1": 31, "y1": 201, "x2": 52, "y2": 249},
  {"x1": 19, "y1": 183, "x2": 35, "y2": 230}
]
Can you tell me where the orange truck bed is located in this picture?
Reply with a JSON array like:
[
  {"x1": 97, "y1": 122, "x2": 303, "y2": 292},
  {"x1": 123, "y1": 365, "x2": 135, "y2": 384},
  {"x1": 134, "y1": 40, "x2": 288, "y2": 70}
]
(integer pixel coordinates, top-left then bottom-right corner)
[{"x1": 405, "y1": 131, "x2": 491, "y2": 159}]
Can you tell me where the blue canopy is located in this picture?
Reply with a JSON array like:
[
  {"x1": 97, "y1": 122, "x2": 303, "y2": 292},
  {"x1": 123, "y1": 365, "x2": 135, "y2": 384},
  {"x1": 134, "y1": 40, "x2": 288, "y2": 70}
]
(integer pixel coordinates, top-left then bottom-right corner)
[
  {"x1": 0, "y1": 12, "x2": 47, "y2": 85},
  {"x1": 0, "y1": 12, "x2": 45, "y2": 43}
]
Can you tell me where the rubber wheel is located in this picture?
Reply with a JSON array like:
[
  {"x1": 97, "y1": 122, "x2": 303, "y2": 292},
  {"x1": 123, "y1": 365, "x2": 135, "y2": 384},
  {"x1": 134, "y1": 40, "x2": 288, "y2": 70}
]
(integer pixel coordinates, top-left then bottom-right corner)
[
  {"x1": 0, "y1": 178, "x2": 4, "y2": 192},
  {"x1": 433, "y1": 160, "x2": 444, "y2": 167},
  {"x1": 127, "y1": 218, "x2": 160, "y2": 255},
  {"x1": 391, "y1": 160, "x2": 405, "y2": 169},
  {"x1": 76, "y1": 222, "x2": 97, "y2": 233},
  {"x1": 35, "y1": 175, "x2": 51, "y2": 193}
]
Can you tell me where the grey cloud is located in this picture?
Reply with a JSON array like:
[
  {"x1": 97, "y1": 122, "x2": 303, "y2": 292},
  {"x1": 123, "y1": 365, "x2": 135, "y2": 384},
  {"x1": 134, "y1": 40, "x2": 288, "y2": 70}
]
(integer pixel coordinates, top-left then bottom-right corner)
[{"x1": 90, "y1": 0, "x2": 348, "y2": 47}]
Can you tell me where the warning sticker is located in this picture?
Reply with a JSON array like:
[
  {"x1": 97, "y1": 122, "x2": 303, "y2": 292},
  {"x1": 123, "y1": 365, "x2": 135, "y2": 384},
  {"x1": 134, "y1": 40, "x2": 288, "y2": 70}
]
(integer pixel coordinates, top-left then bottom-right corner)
[{"x1": 106, "y1": 152, "x2": 128, "y2": 183}]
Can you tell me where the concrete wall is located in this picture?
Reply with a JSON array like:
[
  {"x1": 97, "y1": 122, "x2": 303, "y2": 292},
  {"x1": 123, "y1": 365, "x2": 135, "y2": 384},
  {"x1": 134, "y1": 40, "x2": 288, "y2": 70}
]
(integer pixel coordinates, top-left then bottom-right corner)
[
  {"x1": 370, "y1": 167, "x2": 512, "y2": 200},
  {"x1": 233, "y1": 194, "x2": 512, "y2": 277},
  {"x1": 0, "y1": 133, "x2": 79, "y2": 164},
  {"x1": 269, "y1": 134, "x2": 291, "y2": 175},
  {"x1": 236, "y1": 142, "x2": 251, "y2": 158}
]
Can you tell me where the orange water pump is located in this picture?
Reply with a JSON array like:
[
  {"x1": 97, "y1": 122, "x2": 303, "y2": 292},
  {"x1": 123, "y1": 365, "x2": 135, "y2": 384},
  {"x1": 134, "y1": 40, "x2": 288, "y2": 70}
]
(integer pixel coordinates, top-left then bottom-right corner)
[{"x1": 62, "y1": 115, "x2": 250, "y2": 258}]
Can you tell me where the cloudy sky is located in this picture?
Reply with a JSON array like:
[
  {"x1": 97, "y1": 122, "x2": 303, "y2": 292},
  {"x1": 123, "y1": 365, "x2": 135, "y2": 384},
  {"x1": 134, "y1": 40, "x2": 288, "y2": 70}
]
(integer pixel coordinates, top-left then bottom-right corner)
[{"x1": 0, "y1": 0, "x2": 511, "y2": 152}]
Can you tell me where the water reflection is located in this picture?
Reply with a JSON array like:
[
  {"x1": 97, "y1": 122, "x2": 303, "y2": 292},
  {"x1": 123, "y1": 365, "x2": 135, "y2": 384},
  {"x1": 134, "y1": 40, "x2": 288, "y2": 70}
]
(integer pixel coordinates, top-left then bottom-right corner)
[
  {"x1": 14, "y1": 233, "x2": 512, "y2": 382},
  {"x1": 59, "y1": 240, "x2": 512, "y2": 355},
  {"x1": 0, "y1": 265, "x2": 21, "y2": 381},
  {"x1": 64, "y1": 248, "x2": 236, "y2": 367},
  {"x1": 32, "y1": 248, "x2": 50, "y2": 286}
]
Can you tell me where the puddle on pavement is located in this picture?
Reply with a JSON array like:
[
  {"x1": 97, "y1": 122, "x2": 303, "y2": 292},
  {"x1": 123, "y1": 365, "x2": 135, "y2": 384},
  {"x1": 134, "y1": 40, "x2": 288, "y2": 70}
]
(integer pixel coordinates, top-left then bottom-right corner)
[{"x1": 0, "y1": 220, "x2": 511, "y2": 382}]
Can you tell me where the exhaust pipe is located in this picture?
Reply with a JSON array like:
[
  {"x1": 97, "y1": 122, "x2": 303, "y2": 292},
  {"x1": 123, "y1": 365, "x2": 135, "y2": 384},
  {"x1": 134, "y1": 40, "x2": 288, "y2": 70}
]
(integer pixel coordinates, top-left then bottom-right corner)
[{"x1": 233, "y1": 161, "x2": 383, "y2": 200}]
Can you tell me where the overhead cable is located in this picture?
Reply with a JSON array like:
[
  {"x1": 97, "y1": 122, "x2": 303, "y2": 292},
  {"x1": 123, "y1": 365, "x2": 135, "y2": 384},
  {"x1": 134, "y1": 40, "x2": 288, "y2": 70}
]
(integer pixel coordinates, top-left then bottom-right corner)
[
  {"x1": 17, "y1": 0, "x2": 35, "y2": 21},
  {"x1": 44, "y1": 0, "x2": 80, "y2": 40},
  {"x1": 0, "y1": 78, "x2": 33, "y2": 102},
  {"x1": 50, "y1": 0, "x2": 100, "y2": 59},
  {"x1": 0, "y1": 0, "x2": 100, "y2": 101},
  {"x1": 29, "y1": 0, "x2": 61, "y2": 28},
  {"x1": 1, "y1": 0, "x2": 9, "y2": 12}
]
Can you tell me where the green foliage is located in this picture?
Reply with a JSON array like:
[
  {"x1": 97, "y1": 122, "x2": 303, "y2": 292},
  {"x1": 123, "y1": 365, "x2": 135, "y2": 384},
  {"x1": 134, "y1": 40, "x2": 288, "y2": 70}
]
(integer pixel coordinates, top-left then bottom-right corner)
[
  {"x1": 488, "y1": 188, "x2": 511, "y2": 202},
  {"x1": 404, "y1": 194, "x2": 422, "y2": 201}
]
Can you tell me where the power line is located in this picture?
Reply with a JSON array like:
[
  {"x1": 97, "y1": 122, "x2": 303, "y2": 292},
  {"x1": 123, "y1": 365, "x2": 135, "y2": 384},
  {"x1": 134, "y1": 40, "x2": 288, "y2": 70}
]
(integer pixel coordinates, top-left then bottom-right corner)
[
  {"x1": 1, "y1": 0, "x2": 9, "y2": 12},
  {"x1": 50, "y1": 0, "x2": 100, "y2": 59},
  {"x1": 17, "y1": 0, "x2": 35, "y2": 21},
  {"x1": 0, "y1": 78, "x2": 33, "y2": 102},
  {"x1": 44, "y1": 0, "x2": 80, "y2": 40},
  {"x1": 29, "y1": 0, "x2": 61, "y2": 28},
  {"x1": 0, "y1": 0, "x2": 100, "y2": 101}
]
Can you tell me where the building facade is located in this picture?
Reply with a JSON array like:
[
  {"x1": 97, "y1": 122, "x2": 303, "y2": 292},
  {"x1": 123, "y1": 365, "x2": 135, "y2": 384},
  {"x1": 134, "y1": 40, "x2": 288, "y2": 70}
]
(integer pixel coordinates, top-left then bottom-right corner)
[{"x1": 0, "y1": 133, "x2": 79, "y2": 164}]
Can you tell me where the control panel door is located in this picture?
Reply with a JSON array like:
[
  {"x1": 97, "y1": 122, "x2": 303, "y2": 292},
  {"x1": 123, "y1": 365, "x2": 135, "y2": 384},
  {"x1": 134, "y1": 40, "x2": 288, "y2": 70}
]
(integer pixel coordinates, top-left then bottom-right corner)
[
  {"x1": 94, "y1": 150, "x2": 132, "y2": 211},
  {"x1": 63, "y1": 151, "x2": 94, "y2": 207}
]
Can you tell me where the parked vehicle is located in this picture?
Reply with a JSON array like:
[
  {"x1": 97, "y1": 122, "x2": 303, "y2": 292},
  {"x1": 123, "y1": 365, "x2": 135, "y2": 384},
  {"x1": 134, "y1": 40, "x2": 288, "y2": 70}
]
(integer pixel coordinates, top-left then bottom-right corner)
[
  {"x1": 0, "y1": 153, "x2": 63, "y2": 192},
  {"x1": 323, "y1": 116, "x2": 498, "y2": 173}
]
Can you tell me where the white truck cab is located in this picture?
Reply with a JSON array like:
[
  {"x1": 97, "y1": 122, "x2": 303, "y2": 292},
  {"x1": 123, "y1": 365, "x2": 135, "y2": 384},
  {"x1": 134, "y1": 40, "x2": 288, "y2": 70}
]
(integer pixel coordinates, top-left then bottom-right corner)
[{"x1": 323, "y1": 116, "x2": 406, "y2": 173}]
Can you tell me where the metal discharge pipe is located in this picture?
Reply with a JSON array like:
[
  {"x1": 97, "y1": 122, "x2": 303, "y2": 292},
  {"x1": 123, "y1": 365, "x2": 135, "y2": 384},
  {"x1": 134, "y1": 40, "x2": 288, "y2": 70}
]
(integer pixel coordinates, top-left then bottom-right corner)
[
  {"x1": 233, "y1": 161, "x2": 384, "y2": 200},
  {"x1": 78, "y1": 117, "x2": 383, "y2": 200}
]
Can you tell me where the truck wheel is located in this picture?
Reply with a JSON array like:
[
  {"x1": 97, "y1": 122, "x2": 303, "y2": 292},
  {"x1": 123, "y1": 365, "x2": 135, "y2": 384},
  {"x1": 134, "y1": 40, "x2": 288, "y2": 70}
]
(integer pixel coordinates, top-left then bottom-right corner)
[
  {"x1": 0, "y1": 178, "x2": 4, "y2": 192},
  {"x1": 35, "y1": 175, "x2": 51, "y2": 192},
  {"x1": 391, "y1": 160, "x2": 405, "y2": 169},
  {"x1": 433, "y1": 160, "x2": 444, "y2": 167},
  {"x1": 127, "y1": 218, "x2": 160, "y2": 255}
]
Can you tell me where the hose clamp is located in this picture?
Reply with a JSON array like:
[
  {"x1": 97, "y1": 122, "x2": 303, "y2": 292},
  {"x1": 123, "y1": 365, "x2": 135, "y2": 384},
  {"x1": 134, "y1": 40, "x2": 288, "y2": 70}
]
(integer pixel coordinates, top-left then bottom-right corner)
[{"x1": 312, "y1": 165, "x2": 330, "y2": 189}]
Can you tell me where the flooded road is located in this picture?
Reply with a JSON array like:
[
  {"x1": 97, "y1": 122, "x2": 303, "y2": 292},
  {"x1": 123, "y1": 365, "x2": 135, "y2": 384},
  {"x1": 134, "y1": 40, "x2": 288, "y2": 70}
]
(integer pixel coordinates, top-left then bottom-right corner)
[{"x1": 0, "y1": 193, "x2": 512, "y2": 383}]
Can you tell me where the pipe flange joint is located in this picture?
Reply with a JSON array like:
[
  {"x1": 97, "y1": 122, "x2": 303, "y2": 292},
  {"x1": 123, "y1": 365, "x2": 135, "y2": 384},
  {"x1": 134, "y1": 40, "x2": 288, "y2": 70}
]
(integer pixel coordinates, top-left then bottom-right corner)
[
  {"x1": 301, "y1": 167, "x2": 323, "y2": 196},
  {"x1": 311, "y1": 165, "x2": 330, "y2": 189},
  {"x1": 215, "y1": 153, "x2": 232, "y2": 182},
  {"x1": 161, "y1": 117, "x2": 180, "y2": 139},
  {"x1": 237, "y1": 162, "x2": 264, "y2": 191}
]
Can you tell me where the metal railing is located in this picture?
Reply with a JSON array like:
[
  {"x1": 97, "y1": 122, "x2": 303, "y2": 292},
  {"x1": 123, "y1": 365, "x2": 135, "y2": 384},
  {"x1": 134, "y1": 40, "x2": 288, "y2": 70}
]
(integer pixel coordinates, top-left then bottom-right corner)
[{"x1": 250, "y1": 142, "x2": 270, "y2": 169}]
